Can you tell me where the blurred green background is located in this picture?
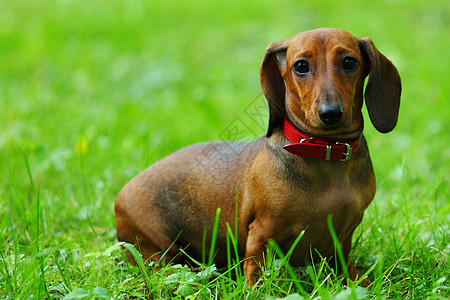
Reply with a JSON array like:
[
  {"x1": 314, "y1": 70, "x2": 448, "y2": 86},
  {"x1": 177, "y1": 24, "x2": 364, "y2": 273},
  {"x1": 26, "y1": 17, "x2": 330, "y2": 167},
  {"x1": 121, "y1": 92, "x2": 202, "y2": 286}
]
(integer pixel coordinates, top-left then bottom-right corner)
[
  {"x1": 0, "y1": 0, "x2": 448, "y2": 296},
  {"x1": 1, "y1": 0, "x2": 448, "y2": 253}
]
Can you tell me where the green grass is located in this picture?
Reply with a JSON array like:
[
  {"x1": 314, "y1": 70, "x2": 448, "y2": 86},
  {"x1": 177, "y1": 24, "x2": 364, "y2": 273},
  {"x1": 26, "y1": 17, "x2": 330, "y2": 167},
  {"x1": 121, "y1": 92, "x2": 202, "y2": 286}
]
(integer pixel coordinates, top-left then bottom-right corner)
[{"x1": 1, "y1": 0, "x2": 448, "y2": 298}]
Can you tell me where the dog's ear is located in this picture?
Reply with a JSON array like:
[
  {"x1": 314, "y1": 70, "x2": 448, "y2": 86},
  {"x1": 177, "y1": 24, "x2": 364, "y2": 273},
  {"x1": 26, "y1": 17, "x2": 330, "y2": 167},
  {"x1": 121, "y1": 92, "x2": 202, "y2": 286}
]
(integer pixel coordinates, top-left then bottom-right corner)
[
  {"x1": 260, "y1": 39, "x2": 289, "y2": 137},
  {"x1": 359, "y1": 37, "x2": 402, "y2": 133}
]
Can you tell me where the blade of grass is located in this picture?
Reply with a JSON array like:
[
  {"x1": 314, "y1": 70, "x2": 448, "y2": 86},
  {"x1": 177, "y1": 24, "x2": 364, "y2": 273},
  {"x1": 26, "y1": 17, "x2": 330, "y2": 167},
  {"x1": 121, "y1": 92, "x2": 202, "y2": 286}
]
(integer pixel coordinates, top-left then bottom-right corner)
[
  {"x1": 267, "y1": 231, "x2": 308, "y2": 297},
  {"x1": 23, "y1": 153, "x2": 35, "y2": 193},
  {"x1": 208, "y1": 208, "x2": 221, "y2": 266},
  {"x1": 226, "y1": 224, "x2": 242, "y2": 279},
  {"x1": 327, "y1": 214, "x2": 358, "y2": 298},
  {"x1": 226, "y1": 226, "x2": 231, "y2": 271},
  {"x1": 202, "y1": 227, "x2": 207, "y2": 265},
  {"x1": 26, "y1": 152, "x2": 51, "y2": 300},
  {"x1": 160, "y1": 230, "x2": 184, "y2": 265},
  {"x1": 0, "y1": 250, "x2": 14, "y2": 294},
  {"x1": 355, "y1": 254, "x2": 380, "y2": 287},
  {"x1": 327, "y1": 215, "x2": 349, "y2": 279},
  {"x1": 35, "y1": 186, "x2": 50, "y2": 299},
  {"x1": 178, "y1": 247, "x2": 202, "y2": 267},
  {"x1": 53, "y1": 252, "x2": 72, "y2": 292},
  {"x1": 234, "y1": 186, "x2": 239, "y2": 242},
  {"x1": 122, "y1": 243, "x2": 152, "y2": 292},
  {"x1": 285, "y1": 230, "x2": 305, "y2": 260}
]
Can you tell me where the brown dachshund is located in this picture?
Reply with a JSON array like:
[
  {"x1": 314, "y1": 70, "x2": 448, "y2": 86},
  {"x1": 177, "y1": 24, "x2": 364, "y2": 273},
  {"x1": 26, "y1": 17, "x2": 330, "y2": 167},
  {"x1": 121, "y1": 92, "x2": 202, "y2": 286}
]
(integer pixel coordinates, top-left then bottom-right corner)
[{"x1": 115, "y1": 28, "x2": 401, "y2": 285}]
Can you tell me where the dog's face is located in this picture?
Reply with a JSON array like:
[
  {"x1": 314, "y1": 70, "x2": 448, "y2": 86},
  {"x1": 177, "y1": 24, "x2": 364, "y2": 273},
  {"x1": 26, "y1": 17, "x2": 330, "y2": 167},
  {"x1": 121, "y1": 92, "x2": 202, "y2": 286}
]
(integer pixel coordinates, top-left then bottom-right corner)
[
  {"x1": 261, "y1": 28, "x2": 401, "y2": 138},
  {"x1": 282, "y1": 29, "x2": 366, "y2": 137}
]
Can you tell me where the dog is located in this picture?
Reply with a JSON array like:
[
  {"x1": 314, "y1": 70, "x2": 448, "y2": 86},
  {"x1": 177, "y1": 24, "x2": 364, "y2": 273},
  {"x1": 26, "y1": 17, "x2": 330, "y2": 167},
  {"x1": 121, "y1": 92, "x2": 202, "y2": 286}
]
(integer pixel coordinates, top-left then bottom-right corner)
[{"x1": 115, "y1": 28, "x2": 401, "y2": 285}]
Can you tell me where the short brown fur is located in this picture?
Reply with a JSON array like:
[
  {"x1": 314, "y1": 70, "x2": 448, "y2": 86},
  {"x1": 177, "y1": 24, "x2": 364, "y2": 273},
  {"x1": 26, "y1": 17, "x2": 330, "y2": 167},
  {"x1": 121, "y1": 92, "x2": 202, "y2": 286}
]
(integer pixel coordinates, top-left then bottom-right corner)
[{"x1": 115, "y1": 28, "x2": 401, "y2": 285}]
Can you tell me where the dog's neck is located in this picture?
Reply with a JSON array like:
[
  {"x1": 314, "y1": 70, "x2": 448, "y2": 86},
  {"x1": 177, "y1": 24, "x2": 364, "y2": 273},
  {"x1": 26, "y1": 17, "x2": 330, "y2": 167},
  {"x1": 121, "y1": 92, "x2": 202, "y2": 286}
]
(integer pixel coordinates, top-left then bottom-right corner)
[{"x1": 281, "y1": 118, "x2": 362, "y2": 161}]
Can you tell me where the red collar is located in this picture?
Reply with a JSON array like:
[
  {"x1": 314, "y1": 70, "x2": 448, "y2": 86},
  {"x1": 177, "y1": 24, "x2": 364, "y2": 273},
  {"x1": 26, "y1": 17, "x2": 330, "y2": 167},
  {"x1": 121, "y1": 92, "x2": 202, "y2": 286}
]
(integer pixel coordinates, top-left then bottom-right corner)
[{"x1": 282, "y1": 118, "x2": 361, "y2": 161}]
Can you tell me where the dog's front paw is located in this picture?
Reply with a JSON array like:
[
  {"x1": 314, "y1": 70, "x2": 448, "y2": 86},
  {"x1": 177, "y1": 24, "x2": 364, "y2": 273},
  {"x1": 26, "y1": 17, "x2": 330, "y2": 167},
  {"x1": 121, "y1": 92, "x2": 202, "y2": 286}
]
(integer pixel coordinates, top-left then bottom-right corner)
[
  {"x1": 244, "y1": 259, "x2": 261, "y2": 286},
  {"x1": 348, "y1": 262, "x2": 372, "y2": 287}
]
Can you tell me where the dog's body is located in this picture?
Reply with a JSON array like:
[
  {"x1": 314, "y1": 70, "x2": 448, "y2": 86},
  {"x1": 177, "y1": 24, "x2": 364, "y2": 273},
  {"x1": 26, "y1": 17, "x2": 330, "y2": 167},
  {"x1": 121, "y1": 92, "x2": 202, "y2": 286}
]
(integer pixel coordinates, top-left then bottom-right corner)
[{"x1": 115, "y1": 28, "x2": 401, "y2": 285}]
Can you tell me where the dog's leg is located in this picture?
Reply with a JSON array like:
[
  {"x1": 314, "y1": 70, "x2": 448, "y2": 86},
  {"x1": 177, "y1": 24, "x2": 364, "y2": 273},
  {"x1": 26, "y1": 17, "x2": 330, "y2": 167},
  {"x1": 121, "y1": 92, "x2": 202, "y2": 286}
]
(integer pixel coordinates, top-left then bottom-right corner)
[
  {"x1": 243, "y1": 218, "x2": 277, "y2": 285},
  {"x1": 343, "y1": 235, "x2": 372, "y2": 287},
  {"x1": 115, "y1": 190, "x2": 184, "y2": 265}
]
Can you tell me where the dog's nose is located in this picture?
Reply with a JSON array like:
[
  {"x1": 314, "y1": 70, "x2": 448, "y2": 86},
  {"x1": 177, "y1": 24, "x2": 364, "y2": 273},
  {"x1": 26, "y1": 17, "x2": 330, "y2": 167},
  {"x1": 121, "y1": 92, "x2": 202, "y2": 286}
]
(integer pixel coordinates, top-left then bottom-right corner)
[{"x1": 318, "y1": 105, "x2": 343, "y2": 125}]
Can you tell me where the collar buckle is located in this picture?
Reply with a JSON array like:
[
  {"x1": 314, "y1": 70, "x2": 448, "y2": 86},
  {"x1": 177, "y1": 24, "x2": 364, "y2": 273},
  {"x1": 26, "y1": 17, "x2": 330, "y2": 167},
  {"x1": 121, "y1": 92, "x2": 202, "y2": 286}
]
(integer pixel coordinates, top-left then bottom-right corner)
[{"x1": 326, "y1": 142, "x2": 352, "y2": 161}]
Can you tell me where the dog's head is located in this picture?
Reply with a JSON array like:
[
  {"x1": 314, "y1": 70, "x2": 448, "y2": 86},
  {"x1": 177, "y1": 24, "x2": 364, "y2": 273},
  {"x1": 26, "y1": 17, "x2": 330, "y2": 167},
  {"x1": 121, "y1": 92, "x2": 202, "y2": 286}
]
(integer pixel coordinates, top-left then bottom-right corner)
[{"x1": 261, "y1": 28, "x2": 401, "y2": 138}]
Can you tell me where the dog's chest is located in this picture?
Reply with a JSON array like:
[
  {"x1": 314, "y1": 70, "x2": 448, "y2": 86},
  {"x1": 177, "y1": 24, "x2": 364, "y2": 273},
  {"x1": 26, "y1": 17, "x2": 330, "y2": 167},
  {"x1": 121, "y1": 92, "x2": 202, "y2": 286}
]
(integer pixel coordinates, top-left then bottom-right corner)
[
  {"x1": 308, "y1": 165, "x2": 368, "y2": 219},
  {"x1": 279, "y1": 164, "x2": 372, "y2": 259},
  {"x1": 292, "y1": 178, "x2": 366, "y2": 227}
]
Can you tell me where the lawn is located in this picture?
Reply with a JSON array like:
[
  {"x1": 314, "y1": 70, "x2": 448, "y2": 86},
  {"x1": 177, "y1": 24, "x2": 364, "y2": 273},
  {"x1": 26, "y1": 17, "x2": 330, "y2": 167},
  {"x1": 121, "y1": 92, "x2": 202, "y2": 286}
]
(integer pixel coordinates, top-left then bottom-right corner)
[{"x1": 0, "y1": 0, "x2": 448, "y2": 298}]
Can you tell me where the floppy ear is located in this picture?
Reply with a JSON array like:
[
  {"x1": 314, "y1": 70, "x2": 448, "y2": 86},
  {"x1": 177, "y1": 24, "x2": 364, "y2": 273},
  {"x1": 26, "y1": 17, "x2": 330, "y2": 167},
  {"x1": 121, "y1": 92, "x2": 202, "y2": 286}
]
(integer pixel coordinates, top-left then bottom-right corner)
[
  {"x1": 260, "y1": 39, "x2": 289, "y2": 137},
  {"x1": 359, "y1": 37, "x2": 402, "y2": 133}
]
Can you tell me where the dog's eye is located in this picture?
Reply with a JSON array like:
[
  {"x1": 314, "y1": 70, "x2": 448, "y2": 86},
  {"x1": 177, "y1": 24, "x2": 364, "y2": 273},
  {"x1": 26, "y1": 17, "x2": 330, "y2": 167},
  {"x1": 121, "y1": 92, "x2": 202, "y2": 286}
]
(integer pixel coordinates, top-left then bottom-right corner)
[
  {"x1": 342, "y1": 57, "x2": 358, "y2": 71},
  {"x1": 293, "y1": 60, "x2": 310, "y2": 75}
]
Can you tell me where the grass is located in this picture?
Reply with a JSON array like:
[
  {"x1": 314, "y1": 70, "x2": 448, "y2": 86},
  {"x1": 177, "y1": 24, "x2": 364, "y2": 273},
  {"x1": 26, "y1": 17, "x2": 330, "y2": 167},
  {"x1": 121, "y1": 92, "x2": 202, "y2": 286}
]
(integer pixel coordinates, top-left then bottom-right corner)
[{"x1": 0, "y1": 0, "x2": 448, "y2": 298}]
